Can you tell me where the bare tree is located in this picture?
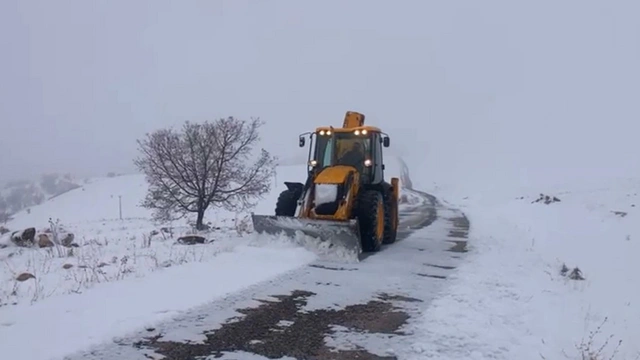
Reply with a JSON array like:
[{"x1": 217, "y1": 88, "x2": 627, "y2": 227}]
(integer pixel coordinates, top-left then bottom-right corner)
[{"x1": 134, "y1": 117, "x2": 277, "y2": 230}]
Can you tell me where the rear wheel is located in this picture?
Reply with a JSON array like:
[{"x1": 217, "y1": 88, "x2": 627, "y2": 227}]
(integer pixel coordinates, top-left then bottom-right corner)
[
  {"x1": 275, "y1": 189, "x2": 298, "y2": 216},
  {"x1": 383, "y1": 189, "x2": 398, "y2": 244},
  {"x1": 357, "y1": 190, "x2": 384, "y2": 252}
]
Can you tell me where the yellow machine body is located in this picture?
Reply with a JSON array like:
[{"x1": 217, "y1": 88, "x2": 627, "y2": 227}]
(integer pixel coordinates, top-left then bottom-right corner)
[{"x1": 251, "y1": 111, "x2": 400, "y2": 261}]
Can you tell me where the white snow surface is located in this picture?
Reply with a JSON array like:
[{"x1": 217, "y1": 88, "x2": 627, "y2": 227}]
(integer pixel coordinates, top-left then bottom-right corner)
[
  {"x1": 0, "y1": 158, "x2": 409, "y2": 360},
  {"x1": 0, "y1": 164, "x2": 313, "y2": 360},
  {"x1": 407, "y1": 177, "x2": 640, "y2": 360},
  {"x1": 0, "y1": 244, "x2": 315, "y2": 360},
  {"x1": 3, "y1": 155, "x2": 640, "y2": 359},
  {"x1": 314, "y1": 183, "x2": 338, "y2": 206}
]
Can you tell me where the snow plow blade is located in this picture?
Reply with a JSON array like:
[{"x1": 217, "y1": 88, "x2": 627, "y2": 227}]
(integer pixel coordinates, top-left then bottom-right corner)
[{"x1": 251, "y1": 214, "x2": 362, "y2": 261}]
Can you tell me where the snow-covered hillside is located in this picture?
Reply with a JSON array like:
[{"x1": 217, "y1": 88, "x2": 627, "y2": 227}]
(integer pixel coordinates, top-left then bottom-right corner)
[
  {"x1": 0, "y1": 173, "x2": 82, "y2": 221},
  {"x1": 2, "y1": 158, "x2": 640, "y2": 360},
  {"x1": 0, "y1": 156, "x2": 414, "y2": 360},
  {"x1": 0, "y1": 163, "x2": 305, "y2": 307}
]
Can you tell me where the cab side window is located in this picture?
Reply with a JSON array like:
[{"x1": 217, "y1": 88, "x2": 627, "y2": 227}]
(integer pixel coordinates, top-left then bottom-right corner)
[
  {"x1": 373, "y1": 133, "x2": 384, "y2": 183},
  {"x1": 322, "y1": 137, "x2": 333, "y2": 167}
]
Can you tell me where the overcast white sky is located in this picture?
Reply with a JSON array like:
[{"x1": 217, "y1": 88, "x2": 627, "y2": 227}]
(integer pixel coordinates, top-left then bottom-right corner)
[{"x1": 1, "y1": 0, "x2": 639, "y2": 188}]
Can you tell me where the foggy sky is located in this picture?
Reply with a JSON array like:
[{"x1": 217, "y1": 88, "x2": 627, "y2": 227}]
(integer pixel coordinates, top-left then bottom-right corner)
[{"x1": 1, "y1": 0, "x2": 639, "y2": 189}]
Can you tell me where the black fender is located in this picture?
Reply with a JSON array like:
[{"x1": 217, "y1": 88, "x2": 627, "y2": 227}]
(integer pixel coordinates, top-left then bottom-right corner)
[{"x1": 284, "y1": 181, "x2": 304, "y2": 199}]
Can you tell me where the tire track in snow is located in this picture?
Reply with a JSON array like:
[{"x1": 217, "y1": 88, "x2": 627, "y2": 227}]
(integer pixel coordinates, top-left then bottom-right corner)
[{"x1": 68, "y1": 188, "x2": 470, "y2": 360}]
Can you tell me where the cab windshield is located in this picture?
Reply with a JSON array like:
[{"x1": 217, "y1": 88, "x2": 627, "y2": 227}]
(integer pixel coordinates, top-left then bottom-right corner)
[{"x1": 314, "y1": 132, "x2": 371, "y2": 169}]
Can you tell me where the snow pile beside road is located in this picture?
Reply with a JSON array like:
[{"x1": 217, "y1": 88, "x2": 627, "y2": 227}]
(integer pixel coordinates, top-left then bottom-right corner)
[
  {"x1": 0, "y1": 243, "x2": 316, "y2": 360},
  {"x1": 408, "y1": 177, "x2": 640, "y2": 359}
]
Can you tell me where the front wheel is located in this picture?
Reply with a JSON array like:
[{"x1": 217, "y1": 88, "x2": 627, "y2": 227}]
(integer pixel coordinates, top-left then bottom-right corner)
[
  {"x1": 275, "y1": 189, "x2": 298, "y2": 216},
  {"x1": 383, "y1": 189, "x2": 398, "y2": 244},
  {"x1": 357, "y1": 190, "x2": 385, "y2": 252}
]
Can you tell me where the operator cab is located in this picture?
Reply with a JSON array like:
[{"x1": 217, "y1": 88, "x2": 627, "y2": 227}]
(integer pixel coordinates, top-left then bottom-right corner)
[{"x1": 298, "y1": 126, "x2": 391, "y2": 185}]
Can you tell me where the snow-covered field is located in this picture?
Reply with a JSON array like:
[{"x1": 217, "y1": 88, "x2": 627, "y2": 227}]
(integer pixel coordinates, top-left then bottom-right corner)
[
  {"x1": 2, "y1": 154, "x2": 639, "y2": 360},
  {"x1": 0, "y1": 164, "x2": 312, "y2": 357},
  {"x1": 0, "y1": 158, "x2": 411, "y2": 360},
  {"x1": 408, "y1": 176, "x2": 640, "y2": 360}
]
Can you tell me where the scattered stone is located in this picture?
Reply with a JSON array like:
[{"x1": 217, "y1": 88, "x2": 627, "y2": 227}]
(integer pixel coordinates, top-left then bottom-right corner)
[
  {"x1": 62, "y1": 263, "x2": 74, "y2": 269},
  {"x1": 612, "y1": 211, "x2": 628, "y2": 217},
  {"x1": 0, "y1": 226, "x2": 9, "y2": 235},
  {"x1": 37, "y1": 234, "x2": 54, "y2": 248},
  {"x1": 177, "y1": 235, "x2": 206, "y2": 245},
  {"x1": 21, "y1": 228, "x2": 36, "y2": 242},
  {"x1": 16, "y1": 273, "x2": 35, "y2": 282},
  {"x1": 150, "y1": 230, "x2": 159, "y2": 236},
  {"x1": 532, "y1": 193, "x2": 561, "y2": 205},
  {"x1": 61, "y1": 233, "x2": 75, "y2": 247},
  {"x1": 11, "y1": 228, "x2": 36, "y2": 247}
]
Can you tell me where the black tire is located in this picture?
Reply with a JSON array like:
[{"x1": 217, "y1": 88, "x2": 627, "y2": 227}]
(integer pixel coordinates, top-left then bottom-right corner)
[
  {"x1": 275, "y1": 189, "x2": 298, "y2": 216},
  {"x1": 382, "y1": 189, "x2": 398, "y2": 245},
  {"x1": 356, "y1": 190, "x2": 385, "y2": 252}
]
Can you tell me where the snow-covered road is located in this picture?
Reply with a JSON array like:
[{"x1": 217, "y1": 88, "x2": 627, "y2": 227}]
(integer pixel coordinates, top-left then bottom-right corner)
[{"x1": 64, "y1": 188, "x2": 469, "y2": 359}]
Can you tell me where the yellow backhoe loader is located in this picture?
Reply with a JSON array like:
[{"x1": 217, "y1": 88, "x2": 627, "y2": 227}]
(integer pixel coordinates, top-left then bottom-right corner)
[{"x1": 251, "y1": 111, "x2": 399, "y2": 260}]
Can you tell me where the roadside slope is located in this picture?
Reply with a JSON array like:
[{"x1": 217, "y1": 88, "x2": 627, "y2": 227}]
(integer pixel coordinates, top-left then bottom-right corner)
[
  {"x1": 0, "y1": 157, "x2": 416, "y2": 360},
  {"x1": 405, "y1": 176, "x2": 640, "y2": 359}
]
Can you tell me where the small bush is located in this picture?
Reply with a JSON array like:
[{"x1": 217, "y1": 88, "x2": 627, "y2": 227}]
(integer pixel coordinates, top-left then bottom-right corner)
[{"x1": 576, "y1": 317, "x2": 622, "y2": 360}]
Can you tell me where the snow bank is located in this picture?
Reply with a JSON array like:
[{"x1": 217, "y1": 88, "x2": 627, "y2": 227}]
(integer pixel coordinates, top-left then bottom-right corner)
[{"x1": 408, "y1": 177, "x2": 640, "y2": 359}]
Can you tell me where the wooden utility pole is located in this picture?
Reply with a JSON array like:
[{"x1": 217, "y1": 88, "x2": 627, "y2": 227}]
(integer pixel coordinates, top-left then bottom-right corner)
[{"x1": 118, "y1": 195, "x2": 122, "y2": 220}]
